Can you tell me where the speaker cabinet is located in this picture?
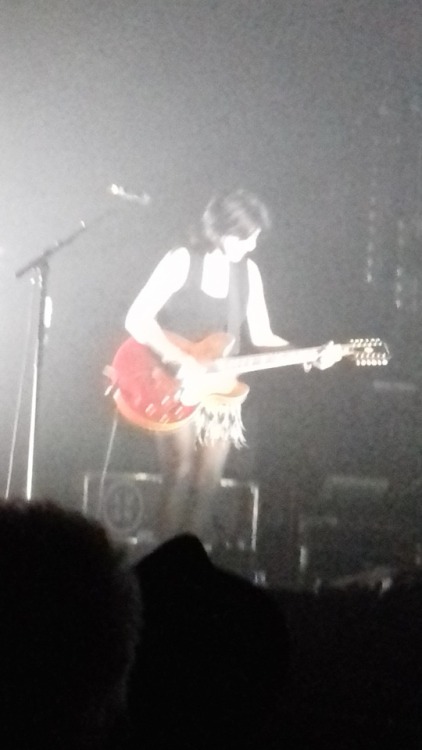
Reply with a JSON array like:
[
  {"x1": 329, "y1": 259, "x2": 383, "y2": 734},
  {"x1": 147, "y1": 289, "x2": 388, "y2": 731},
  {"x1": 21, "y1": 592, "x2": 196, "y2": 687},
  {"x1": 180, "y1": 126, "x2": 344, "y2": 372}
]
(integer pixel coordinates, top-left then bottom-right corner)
[
  {"x1": 82, "y1": 472, "x2": 259, "y2": 552},
  {"x1": 297, "y1": 474, "x2": 397, "y2": 583},
  {"x1": 83, "y1": 472, "x2": 161, "y2": 545}
]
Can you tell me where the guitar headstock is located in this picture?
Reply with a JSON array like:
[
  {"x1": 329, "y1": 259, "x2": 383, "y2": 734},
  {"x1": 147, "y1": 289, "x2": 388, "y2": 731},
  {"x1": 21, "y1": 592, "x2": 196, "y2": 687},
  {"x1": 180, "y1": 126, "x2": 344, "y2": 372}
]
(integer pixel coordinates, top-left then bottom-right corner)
[{"x1": 347, "y1": 338, "x2": 391, "y2": 367}]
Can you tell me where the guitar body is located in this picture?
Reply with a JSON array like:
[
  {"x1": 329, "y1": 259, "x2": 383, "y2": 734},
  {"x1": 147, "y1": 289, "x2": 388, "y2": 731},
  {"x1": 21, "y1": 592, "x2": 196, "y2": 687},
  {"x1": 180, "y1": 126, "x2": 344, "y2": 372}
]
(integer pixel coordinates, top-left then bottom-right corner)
[{"x1": 108, "y1": 331, "x2": 250, "y2": 432}]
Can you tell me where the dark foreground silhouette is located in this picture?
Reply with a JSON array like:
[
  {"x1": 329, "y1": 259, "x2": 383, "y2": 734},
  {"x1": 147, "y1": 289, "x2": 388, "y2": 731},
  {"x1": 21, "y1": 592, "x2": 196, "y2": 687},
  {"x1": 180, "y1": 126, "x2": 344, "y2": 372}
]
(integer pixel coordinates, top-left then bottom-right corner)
[{"x1": 129, "y1": 535, "x2": 422, "y2": 749}]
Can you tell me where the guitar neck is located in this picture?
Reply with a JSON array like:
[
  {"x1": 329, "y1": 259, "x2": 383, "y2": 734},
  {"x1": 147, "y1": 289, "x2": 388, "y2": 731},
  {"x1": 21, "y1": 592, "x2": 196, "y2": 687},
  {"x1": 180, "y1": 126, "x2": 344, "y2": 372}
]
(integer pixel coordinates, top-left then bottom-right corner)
[{"x1": 212, "y1": 343, "x2": 350, "y2": 375}]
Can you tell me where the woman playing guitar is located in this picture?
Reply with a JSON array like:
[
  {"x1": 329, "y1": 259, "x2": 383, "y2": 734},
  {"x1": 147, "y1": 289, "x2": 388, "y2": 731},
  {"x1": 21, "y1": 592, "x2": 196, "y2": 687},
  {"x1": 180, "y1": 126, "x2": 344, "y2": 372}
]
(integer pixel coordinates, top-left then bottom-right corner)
[{"x1": 124, "y1": 189, "x2": 341, "y2": 543}]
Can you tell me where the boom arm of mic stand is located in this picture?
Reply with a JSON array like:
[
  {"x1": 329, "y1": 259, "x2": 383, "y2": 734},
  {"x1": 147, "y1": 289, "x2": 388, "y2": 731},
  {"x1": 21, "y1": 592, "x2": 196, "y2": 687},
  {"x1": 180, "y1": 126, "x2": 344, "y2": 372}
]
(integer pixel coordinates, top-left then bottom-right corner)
[
  {"x1": 15, "y1": 207, "x2": 114, "y2": 279},
  {"x1": 14, "y1": 207, "x2": 114, "y2": 500}
]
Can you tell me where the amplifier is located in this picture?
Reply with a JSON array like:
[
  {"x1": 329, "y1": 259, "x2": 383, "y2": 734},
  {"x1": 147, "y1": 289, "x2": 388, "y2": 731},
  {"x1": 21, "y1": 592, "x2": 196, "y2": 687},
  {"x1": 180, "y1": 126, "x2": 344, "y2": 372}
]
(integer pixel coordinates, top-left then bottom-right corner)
[
  {"x1": 82, "y1": 472, "x2": 259, "y2": 551},
  {"x1": 296, "y1": 474, "x2": 408, "y2": 584}
]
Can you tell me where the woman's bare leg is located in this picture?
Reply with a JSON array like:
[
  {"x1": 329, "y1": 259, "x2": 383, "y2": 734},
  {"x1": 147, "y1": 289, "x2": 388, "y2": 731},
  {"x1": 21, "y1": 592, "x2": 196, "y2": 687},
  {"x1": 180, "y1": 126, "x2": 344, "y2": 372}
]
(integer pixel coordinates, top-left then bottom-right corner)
[
  {"x1": 154, "y1": 421, "x2": 197, "y2": 540},
  {"x1": 187, "y1": 439, "x2": 231, "y2": 542}
]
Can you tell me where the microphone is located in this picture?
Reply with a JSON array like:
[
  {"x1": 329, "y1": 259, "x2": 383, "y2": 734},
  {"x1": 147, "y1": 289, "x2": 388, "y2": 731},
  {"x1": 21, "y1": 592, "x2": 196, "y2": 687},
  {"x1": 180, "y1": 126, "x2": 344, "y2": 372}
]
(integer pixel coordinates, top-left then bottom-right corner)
[{"x1": 108, "y1": 184, "x2": 151, "y2": 206}]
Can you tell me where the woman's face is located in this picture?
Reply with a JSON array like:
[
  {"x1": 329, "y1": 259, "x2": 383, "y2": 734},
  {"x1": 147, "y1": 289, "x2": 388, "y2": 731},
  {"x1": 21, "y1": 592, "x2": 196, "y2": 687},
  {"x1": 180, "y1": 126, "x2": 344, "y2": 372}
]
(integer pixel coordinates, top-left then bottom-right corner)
[{"x1": 221, "y1": 228, "x2": 261, "y2": 262}]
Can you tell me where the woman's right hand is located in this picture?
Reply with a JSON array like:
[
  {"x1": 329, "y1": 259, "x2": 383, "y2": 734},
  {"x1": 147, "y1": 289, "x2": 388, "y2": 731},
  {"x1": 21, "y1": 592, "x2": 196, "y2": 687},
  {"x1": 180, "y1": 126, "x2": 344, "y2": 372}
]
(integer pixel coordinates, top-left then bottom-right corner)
[{"x1": 175, "y1": 354, "x2": 206, "y2": 384}]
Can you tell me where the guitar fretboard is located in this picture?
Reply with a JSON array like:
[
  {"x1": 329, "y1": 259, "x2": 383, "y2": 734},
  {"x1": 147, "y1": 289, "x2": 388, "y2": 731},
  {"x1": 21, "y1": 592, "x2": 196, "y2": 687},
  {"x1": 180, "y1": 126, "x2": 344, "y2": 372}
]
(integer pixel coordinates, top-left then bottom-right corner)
[
  {"x1": 211, "y1": 337, "x2": 391, "y2": 374},
  {"x1": 211, "y1": 344, "x2": 350, "y2": 375}
]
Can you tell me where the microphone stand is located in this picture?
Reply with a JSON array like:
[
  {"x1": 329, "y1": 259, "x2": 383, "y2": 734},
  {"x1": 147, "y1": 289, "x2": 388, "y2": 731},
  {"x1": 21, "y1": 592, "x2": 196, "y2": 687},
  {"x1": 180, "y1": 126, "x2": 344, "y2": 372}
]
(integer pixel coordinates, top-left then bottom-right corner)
[{"x1": 14, "y1": 209, "x2": 113, "y2": 500}]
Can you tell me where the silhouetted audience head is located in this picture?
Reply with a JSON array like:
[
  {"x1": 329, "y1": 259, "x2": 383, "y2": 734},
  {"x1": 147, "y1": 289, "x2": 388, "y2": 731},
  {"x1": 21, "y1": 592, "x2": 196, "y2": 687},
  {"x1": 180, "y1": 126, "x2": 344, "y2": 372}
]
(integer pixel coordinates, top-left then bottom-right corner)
[
  {"x1": 129, "y1": 533, "x2": 289, "y2": 749},
  {"x1": 0, "y1": 499, "x2": 141, "y2": 749}
]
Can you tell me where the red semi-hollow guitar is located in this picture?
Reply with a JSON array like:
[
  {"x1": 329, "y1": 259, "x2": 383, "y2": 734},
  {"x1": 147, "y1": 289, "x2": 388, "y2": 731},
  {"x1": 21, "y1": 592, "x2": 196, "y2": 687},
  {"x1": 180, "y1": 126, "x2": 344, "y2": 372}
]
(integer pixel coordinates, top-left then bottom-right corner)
[{"x1": 104, "y1": 331, "x2": 390, "y2": 433}]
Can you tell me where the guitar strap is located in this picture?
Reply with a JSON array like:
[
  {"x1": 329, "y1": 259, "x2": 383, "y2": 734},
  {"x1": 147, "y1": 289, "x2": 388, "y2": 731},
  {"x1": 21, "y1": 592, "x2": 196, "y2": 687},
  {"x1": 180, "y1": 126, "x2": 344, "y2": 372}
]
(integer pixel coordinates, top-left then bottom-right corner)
[{"x1": 226, "y1": 258, "x2": 249, "y2": 354}]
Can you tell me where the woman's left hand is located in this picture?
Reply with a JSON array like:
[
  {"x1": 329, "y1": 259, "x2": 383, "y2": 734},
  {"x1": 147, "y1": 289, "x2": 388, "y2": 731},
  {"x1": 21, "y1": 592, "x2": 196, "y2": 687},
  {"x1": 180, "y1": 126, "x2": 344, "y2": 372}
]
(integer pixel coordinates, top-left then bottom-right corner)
[{"x1": 312, "y1": 341, "x2": 344, "y2": 370}]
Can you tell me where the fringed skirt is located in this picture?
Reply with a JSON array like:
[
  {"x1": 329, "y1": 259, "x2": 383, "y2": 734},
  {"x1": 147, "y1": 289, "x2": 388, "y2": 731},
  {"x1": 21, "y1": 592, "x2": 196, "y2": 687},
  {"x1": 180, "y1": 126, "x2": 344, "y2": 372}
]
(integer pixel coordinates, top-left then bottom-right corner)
[{"x1": 194, "y1": 398, "x2": 246, "y2": 449}]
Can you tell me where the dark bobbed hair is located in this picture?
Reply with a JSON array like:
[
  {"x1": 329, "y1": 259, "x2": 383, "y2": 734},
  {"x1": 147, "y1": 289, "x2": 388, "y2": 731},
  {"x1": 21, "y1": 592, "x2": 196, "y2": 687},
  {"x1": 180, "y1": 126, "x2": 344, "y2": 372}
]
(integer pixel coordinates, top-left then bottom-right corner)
[{"x1": 188, "y1": 189, "x2": 270, "y2": 254}]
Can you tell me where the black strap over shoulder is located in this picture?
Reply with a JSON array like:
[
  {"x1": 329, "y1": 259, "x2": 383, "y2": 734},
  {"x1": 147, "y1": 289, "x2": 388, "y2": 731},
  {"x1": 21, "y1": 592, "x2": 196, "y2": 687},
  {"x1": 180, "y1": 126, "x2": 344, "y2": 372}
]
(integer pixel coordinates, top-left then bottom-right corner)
[{"x1": 227, "y1": 258, "x2": 249, "y2": 354}]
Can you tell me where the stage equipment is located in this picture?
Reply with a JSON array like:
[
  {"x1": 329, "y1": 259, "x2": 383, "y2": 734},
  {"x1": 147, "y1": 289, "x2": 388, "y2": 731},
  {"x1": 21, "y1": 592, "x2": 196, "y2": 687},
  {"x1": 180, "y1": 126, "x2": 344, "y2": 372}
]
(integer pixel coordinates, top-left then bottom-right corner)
[{"x1": 82, "y1": 470, "x2": 259, "y2": 553}]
